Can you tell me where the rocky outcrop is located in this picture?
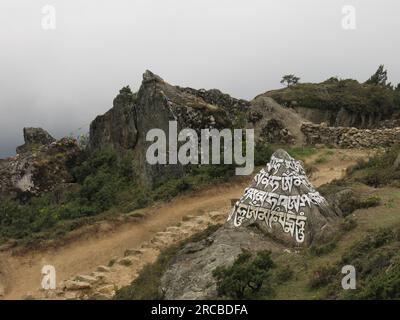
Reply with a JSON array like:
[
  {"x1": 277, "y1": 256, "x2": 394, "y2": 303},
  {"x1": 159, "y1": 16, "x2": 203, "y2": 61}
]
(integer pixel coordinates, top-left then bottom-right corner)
[
  {"x1": 0, "y1": 131, "x2": 80, "y2": 200},
  {"x1": 88, "y1": 71, "x2": 306, "y2": 186},
  {"x1": 161, "y1": 224, "x2": 278, "y2": 300},
  {"x1": 158, "y1": 149, "x2": 340, "y2": 299},
  {"x1": 16, "y1": 128, "x2": 56, "y2": 154},
  {"x1": 89, "y1": 86, "x2": 138, "y2": 152},
  {"x1": 301, "y1": 122, "x2": 400, "y2": 148},
  {"x1": 293, "y1": 106, "x2": 383, "y2": 129},
  {"x1": 246, "y1": 97, "x2": 304, "y2": 145}
]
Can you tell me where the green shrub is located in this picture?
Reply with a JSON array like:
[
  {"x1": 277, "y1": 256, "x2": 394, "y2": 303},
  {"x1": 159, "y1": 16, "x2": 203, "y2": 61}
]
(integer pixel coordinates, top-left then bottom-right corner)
[
  {"x1": 309, "y1": 241, "x2": 337, "y2": 257},
  {"x1": 353, "y1": 261, "x2": 400, "y2": 299},
  {"x1": 274, "y1": 266, "x2": 294, "y2": 283},
  {"x1": 339, "y1": 216, "x2": 358, "y2": 232},
  {"x1": 342, "y1": 228, "x2": 395, "y2": 264},
  {"x1": 347, "y1": 146, "x2": 400, "y2": 187},
  {"x1": 254, "y1": 143, "x2": 274, "y2": 166},
  {"x1": 308, "y1": 265, "x2": 337, "y2": 289},
  {"x1": 212, "y1": 249, "x2": 275, "y2": 299}
]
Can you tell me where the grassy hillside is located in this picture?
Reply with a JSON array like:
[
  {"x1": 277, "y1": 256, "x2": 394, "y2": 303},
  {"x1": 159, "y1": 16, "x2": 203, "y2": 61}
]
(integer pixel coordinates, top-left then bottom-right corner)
[
  {"x1": 115, "y1": 145, "x2": 400, "y2": 300},
  {"x1": 264, "y1": 78, "x2": 400, "y2": 115},
  {"x1": 0, "y1": 144, "x2": 316, "y2": 247},
  {"x1": 0, "y1": 148, "x2": 235, "y2": 246}
]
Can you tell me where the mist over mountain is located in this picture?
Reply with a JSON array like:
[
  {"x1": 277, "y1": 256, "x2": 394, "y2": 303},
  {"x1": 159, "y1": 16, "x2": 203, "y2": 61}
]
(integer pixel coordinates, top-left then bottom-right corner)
[{"x1": 1, "y1": 0, "x2": 400, "y2": 158}]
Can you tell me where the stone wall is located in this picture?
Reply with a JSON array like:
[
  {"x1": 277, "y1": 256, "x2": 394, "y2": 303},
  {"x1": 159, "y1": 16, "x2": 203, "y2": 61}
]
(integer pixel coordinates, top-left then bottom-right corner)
[{"x1": 301, "y1": 122, "x2": 400, "y2": 148}]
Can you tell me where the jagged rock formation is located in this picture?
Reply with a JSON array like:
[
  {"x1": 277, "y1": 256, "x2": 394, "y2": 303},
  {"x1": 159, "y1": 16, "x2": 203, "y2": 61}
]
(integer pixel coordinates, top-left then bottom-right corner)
[
  {"x1": 158, "y1": 150, "x2": 340, "y2": 299},
  {"x1": 89, "y1": 71, "x2": 253, "y2": 186},
  {"x1": 88, "y1": 71, "x2": 306, "y2": 186},
  {"x1": 16, "y1": 127, "x2": 56, "y2": 154},
  {"x1": 0, "y1": 129, "x2": 80, "y2": 200},
  {"x1": 301, "y1": 122, "x2": 400, "y2": 148},
  {"x1": 89, "y1": 87, "x2": 138, "y2": 151}
]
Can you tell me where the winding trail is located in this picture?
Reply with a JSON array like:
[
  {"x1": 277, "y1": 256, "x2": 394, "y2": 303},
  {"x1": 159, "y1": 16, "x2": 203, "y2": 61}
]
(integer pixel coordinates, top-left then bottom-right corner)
[{"x1": 0, "y1": 148, "x2": 369, "y2": 299}]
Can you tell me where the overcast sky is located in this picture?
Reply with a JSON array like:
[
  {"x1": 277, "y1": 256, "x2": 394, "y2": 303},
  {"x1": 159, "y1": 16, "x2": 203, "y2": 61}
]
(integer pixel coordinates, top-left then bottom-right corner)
[{"x1": 0, "y1": 0, "x2": 399, "y2": 158}]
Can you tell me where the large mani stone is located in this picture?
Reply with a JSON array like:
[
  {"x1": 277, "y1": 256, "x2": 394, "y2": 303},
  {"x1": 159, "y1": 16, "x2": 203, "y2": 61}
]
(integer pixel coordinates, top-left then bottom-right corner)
[{"x1": 228, "y1": 149, "x2": 341, "y2": 247}]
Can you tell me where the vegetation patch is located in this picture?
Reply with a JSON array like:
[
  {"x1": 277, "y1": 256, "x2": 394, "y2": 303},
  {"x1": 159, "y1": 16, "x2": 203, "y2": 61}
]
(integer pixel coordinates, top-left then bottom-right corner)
[
  {"x1": 213, "y1": 249, "x2": 276, "y2": 299},
  {"x1": 114, "y1": 224, "x2": 222, "y2": 300},
  {"x1": 346, "y1": 145, "x2": 400, "y2": 187},
  {"x1": 309, "y1": 226, "x2": 400, "y2": 299}
]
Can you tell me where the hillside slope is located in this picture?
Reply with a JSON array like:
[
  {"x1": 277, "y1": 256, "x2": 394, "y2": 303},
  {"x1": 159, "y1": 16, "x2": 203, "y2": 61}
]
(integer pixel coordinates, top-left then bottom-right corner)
[{"x1": 0, "y1": 148, "x2": 367, "y2": 299}]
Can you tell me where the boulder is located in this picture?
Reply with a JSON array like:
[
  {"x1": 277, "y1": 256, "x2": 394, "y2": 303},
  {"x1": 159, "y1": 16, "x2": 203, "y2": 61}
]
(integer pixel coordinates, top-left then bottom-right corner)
[
  {"x1": 160, "y1": 224, "x2": 278, "y2": 299},
  {"x1": 228, "y1": 149, "x2": 340, "y2": 247},
  {"x1": 64, "y1": 280, "x2": 91, "y2": 290}
]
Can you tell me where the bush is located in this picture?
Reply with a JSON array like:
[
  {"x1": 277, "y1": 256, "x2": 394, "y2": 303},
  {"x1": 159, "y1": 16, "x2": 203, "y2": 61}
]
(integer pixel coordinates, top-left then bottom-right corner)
[
  {"x1": 212, "y1": 249, "x2": 275, "y2": 299},
  {"x1": 339, "y1": 216, "x2": 358, "y2": 232},
  {"x1": 308, "y1": 265, "x2": 337, "y2": 289},
  {"x1": 354, "y1": 261, "x2": 400, "y2": 299},
  {"x1": 309, "y1": 241, "x2": 337, "y2": 257},
  {"x1": 254, "y1": 143, "x2": 274, "y2": 166},
  {"x1": 274, "y1": 266, "x2": 294, "y2": 283},
  {"x1": 347, "y1": 146, "x2": 400, "y2": 187}
]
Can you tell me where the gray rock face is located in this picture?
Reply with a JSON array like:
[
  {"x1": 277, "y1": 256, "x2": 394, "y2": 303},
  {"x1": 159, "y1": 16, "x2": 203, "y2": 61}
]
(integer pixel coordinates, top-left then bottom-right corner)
[
  {"x1": 88, "y1": 70, "x2": 254, "y2": 186},
  {"x1": 0, "y1": 136, "x2": 80, "y2": 200},
  {"x1": 89, "y1": 86, "x2": 138, "y2": 151},
  {"x1": 228, "y1": 149, "x2": 340, "y2": 247},
  {"x1": 16, "y1": 127, "x2": 56, "y2": 154},
  {"x1": 88, "y1": 71, "x2": 307, "y2": 186},
  {"x1": 246, "y1": 97, "x2": 305, "y2": 145},
  {"x1": 161, "y1": 224, "x2": 281, "y2": 300}
]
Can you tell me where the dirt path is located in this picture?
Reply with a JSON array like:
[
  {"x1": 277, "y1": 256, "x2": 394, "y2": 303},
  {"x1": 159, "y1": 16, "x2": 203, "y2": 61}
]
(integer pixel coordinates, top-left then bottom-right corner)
[
  {"x1": 0, "y1": 148, "x2": 370, "y2": 299},
  {"x1": 305, "y1": 148, "x2": 372, "y2": 186}
]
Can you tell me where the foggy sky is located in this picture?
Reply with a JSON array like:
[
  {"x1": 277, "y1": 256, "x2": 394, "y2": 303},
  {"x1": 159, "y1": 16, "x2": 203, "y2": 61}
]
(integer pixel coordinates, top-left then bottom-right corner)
[{"x1": 1, "y1": 0, "x2": 399, "y2": 158}]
